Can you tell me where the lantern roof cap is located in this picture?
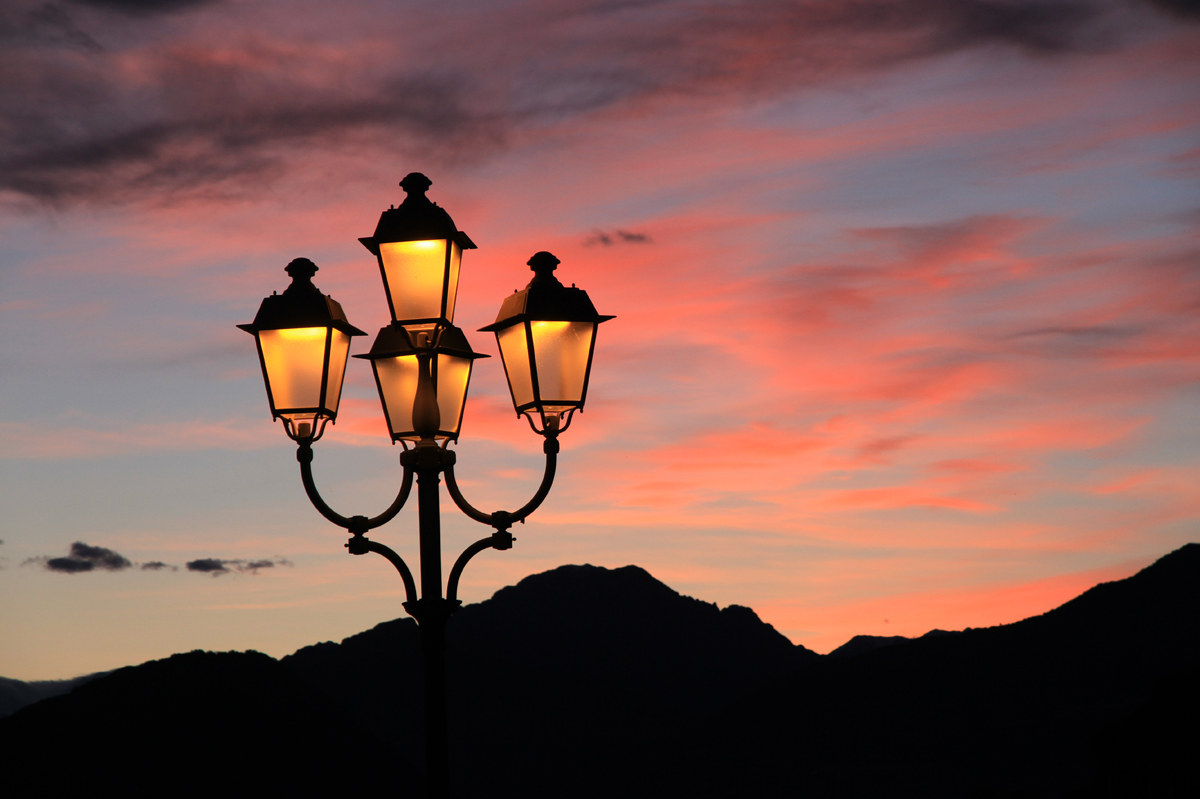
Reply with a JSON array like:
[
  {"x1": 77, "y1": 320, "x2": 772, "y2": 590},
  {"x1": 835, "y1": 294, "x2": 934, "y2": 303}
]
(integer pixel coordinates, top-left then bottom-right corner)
[
  {"x1": 237, "y1": 258, "x2": 367, "y2": 336},
  {"x1": 355, "y1": 323, "x2": 489, "y2": 361},
  {"x1": 359, "y1": 173, "x2": 477, "y2": 254},
  {"x1": 480, "y1": 252, "x2": 614, "y2": 331}
]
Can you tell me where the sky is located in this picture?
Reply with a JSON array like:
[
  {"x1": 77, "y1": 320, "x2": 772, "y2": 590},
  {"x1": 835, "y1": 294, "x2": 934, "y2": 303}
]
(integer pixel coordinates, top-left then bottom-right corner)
[{"x1": 1, "y1": 0, "x2": 1198, "y2": 681}]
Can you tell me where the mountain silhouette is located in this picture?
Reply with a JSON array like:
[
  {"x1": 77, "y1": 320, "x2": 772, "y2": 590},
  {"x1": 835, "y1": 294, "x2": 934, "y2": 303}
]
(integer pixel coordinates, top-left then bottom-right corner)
[
  {"x1": 679, "y1": 543, "x2": 1200, "y2": 798},
  {"x1": 0, "y1": 671, "x2": 106, "y2": 719},
  {"x1": 2, "y1": 546, "x2": 1197, "y2": 797},
  {"x1": 0, "y1": 650, "x2": 404, "y2": 796},
  {"x1": 282, "y1": 563, "x2": 815, "y2": 795}
]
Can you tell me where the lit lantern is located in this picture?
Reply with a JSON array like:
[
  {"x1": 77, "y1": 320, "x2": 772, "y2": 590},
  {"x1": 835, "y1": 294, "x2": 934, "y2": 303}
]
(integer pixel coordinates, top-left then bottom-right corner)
[
  {"x1": 356, "y1": 324, "x2": 488, "y2": 443},
  {"x1": 358, "y1": 172, "x2": 477, "y2": 335},
  {"x1": 238, "y1": 258, "x2": 366, "y2": 440},
  {"x1": 481, "y1": 252, "x2": 613, "y2": 434}
]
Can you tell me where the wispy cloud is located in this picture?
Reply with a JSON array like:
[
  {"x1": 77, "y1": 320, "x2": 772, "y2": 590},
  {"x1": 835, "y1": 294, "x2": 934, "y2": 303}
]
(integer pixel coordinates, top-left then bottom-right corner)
[
  {"x1": 1, "y1": 0, "x2": 1188, "y2": 206},
  {"x1": 0, "y1": 417, "x2": 277, "y2": 459},
  {"x1": 185, "y1": 557, "x2": 293, "y2": 576}
]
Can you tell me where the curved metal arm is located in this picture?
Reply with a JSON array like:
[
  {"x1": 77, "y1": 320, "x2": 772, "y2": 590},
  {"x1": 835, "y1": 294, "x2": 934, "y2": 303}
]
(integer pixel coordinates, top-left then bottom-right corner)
[
  {"x1": 443, "y1": 436, "x2": 558, "y2": 529},
  {"x1": 297, "y1": 442, "x2": 412, "y2": 533},
  {"x1": 364, "y1": 539, "x2": 419, "y2": 604},
  {"x1": 346, "y1": 535, "x2": 418, "y2": 604},
  {"x1": 446, "y1": 531, "x2": 514, "y2": 603}
]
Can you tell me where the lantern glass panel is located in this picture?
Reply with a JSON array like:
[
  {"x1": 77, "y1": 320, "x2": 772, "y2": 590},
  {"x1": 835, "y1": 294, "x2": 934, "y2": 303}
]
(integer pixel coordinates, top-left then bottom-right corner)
[
  {"x1": 259, "y1": 326, "x2": 329, "y2": 414},
  {"x1": 324, "y1": 329, "x2": 351, "y2": 413},
  {"x1": 436, "y1": 352, "x2": 472, "y2": 436},
  {"x1": 530, "y1": 321, "x2": 593, "y2": 412},
  {"x1": 444, "y1": 241, "x2": 462, "y2": 325},
  {"x1": 497, "y1": 324, "x2": 535, "y2": 408},
  {"x1": 379, "y1": 239, "x2": 449, "y2": 324},
  {"x1": 375, "y1": 354, "x2": 420, "y2": 438}
]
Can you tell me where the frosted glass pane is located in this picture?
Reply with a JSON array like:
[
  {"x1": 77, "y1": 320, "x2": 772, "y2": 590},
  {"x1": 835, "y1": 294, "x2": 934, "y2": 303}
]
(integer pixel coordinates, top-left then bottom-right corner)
[
  {"x1": 445, "y1": 242, "x2": 462, "y2": 324},
  {"x1": 375, "y1": 355, "x2": 420, "y2": 438},
  {"x1": 379, "y1": 240, "x2": 447, "y2": 323},
  {"x1": 259, "y1": 327, "x2": 328, "y2": 413},
  {"x1": 530, "y1": 321, "x2": 593, "y2": 407},
  {"x1": 324, "y1": 329, "x2": 351, "y2": 415},
  {"x1": 436, "y1": 353, "x2": 472, "y2": 436},
  {"x1": 497, "y1": 324, "x2": 534, "y2": 409}
]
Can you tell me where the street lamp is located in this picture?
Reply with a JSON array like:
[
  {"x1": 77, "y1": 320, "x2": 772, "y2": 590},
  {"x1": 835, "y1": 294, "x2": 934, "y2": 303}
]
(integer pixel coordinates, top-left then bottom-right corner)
[
  {"x1": 239, "y1": 174, "x2": 611, "y2": 799},
  {"x1": 236, "y1": 257, "x2": 367, "y2": 441}
]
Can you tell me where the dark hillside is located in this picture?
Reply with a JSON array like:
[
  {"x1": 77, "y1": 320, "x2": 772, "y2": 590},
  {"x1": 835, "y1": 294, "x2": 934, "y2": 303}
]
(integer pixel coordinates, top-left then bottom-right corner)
[
  {"x1": 685, "y1": 543, "x2": 1200, "y2": 798},
  {"x1": 0, "y1": 650, "x2": 403, "y2": 796},
  {"x1": 283, "y1": 563, "x2": 814, "y2": 794},
  {"x1": 3, "y1": 547, "x2": 1196, "y2": 798}
]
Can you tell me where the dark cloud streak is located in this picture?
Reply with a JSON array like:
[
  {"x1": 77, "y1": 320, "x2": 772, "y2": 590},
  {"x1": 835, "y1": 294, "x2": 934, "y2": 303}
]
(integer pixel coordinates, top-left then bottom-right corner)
[
  {"x1": 31, "y1": 542, "x2": 133, "y2": 573},
  {"x1": 186, "y1": 557, "x2": 292, "y2": 576},
  {"x1": 0, "y1": 0, "x2": 1186, "y2": 206},
  {"x1": 66, "y1": 0, "x2": 221, "y2": 15}
]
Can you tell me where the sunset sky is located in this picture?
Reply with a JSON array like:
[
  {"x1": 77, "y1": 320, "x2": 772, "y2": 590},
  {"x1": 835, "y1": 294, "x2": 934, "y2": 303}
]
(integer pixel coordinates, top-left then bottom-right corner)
[{"x1": 1, "y1": 0, "x2": 1198, "y2": 681}]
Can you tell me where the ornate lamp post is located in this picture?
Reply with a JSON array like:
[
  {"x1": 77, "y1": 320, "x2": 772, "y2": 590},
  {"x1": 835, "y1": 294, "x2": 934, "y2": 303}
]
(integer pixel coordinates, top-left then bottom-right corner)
[{"x1": 239, "y1": 174, "x2": 611, "y2": 799}]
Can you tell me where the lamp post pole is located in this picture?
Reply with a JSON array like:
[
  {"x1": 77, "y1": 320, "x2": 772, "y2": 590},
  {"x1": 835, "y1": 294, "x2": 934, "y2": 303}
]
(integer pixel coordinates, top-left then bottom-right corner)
[{"x1": 240, "y1": 174, "x2": 609, "y2": 799}]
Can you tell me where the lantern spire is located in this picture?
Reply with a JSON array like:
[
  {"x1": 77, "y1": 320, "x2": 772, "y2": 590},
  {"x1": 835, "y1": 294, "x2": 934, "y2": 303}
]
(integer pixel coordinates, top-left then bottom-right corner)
[
  {"x1": 283, "y1": 258, "x2": 320, "y2": 293},
  {"x1": 527, "y1": 251, "x2": 560, "y2": 285},
  {"x1": 400, "y1": 172, "x2": 433, "y2": 198}
]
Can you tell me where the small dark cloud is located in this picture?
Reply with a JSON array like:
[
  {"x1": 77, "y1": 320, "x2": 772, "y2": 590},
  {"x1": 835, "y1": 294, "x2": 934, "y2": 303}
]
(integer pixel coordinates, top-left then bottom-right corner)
[
  {"x1": 584, "y1": 229, "x2": 653, "y2": 246},
  {"x1": 186, "y1": 558, "x2": 229, "y2": 574},
  {"x1": 186, "y1": 557, "x2": 293, "y2": 576},
  {"x1": 65, "y1": 0, "x2": 220, "y2": 15},
  {"x1": 140, "y1": 560, "x2": 177, "y2": 571},
  {"x1": 28, "y1": 541, "x2": 132, "y2": 573}
]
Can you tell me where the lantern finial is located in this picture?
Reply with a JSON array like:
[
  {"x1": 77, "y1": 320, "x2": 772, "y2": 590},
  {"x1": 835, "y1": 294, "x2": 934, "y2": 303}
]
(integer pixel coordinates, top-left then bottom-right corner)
[
  {"x1": 527, "y1": 251, "x2": 560, "y2": 282},
  {"x1": 284, "y1": 258, "x2": 320, "y2": 292},
  {"x1": 400, "y1": 172, "x2": 433, "y2": 198}
]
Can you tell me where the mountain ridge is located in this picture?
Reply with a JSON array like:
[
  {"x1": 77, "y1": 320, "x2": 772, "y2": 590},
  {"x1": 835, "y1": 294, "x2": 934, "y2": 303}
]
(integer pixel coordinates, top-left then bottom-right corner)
[{"x1": 1, "y1": 544, "x2": 1196, "y2": 797}]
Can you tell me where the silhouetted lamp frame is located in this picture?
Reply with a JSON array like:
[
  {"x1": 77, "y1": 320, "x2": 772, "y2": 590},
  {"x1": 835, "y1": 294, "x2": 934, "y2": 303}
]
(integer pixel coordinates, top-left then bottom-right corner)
[{"x1": 238, "y1": 174, "x2": 611, "y2": 799}]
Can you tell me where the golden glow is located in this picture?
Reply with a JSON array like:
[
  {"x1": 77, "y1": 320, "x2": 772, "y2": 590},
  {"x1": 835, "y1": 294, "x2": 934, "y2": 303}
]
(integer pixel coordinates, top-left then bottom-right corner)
[
  {"x1": 259, "y1": 327, "x2": 330, "y2": 414},
  {"x1": 375, "y1": 354, "x2": 421, "y2": 438},
  {"x1": 379, "y1": 239, "x2": 453, "y2": 324},
  {"x1": 530, "y1": 321, "x2": 593, "y2": 411},
  {"x1": 323, "y1": 329, "x2": 350, "y2": 413},
  {"x1": 436, "y1": 353, "x2": 472, "y2": 435},
  {"x1": 445, "y1": 242, "x2": 462, "y2": 324},
  {"x1": 497, "y1": 324, "x2": 534, "y2": 408},
  {"x1": 373, "y1": 352, "x2": 473, "y2": 440}
]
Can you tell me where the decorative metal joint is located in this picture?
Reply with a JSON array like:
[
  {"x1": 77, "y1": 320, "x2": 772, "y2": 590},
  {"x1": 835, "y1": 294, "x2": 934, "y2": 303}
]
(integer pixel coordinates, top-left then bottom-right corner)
[
  {"x1": 490, "y1": 510, "x2": 512, "y2": 532},
  {"x1": 347, "y1": 515, "x2": 370, "y2": 535},
  {"x1": 346, "y1": 534, "x2": 371, "y2": 556},
  {"x1": 491, "y1": 530, "x2": 515, "y2": 550},
  {"x1": 296, "y1": 443, "x2": 314, "y2": 463},
  {"x1": 403, "y1": 596, "x2": 462, "y2": 625},
  {"x1": 400, "y1": 445, "x2": 455, "y2": 471},
  {"x1": 543, "y1": 436, "x2": 560, "y2": 455}
]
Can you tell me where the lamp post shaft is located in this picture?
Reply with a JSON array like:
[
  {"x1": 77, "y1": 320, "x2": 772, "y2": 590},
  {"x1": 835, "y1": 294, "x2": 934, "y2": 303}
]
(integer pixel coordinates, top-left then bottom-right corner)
[
  {"x1": 417, "y1": 465, "x2": 443, "y2": 600},
  {"x1": 413, "y1": 458, "x2": 451, "y2": 799},
  {"x1": 418, "y1": 601, "x2": 450, "y2": 799}
]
